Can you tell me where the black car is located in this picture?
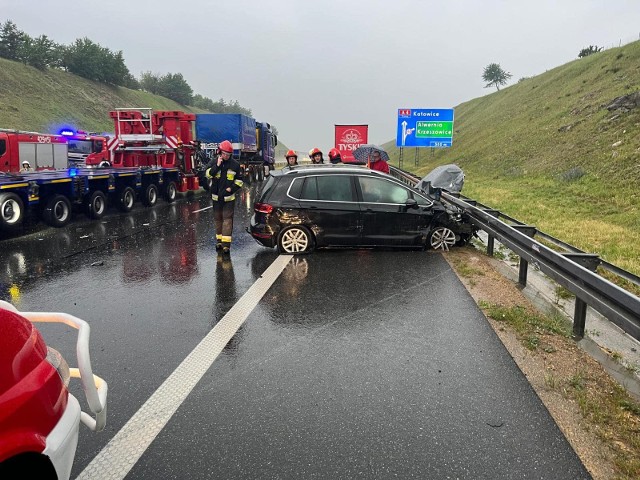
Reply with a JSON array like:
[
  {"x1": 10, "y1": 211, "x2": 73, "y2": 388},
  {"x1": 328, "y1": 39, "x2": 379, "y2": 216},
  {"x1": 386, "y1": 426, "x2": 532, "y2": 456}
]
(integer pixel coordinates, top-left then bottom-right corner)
[{"x1": 248, "y1": 164, "x2": 475, "y2": 254}]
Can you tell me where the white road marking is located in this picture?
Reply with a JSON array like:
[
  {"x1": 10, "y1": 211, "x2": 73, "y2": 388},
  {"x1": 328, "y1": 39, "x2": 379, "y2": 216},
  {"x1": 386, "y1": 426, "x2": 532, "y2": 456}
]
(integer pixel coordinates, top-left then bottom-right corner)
[
  {"x1": 192, "y1": 205, "x2": 213, "y2": 213},
  {"x1": 76, "y1": 254, "x2": 293, "y2": 480}
]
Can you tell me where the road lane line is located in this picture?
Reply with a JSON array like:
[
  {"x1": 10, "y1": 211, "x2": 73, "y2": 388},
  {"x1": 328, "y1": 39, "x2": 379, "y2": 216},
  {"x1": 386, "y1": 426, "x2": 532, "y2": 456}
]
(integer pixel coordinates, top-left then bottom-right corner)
[
  {"x1": 76, "y1": 254, "x2": 293, "y2": 480},
  {"x1": 192, "y1": 205, "x2": 213, "y2": 213}
]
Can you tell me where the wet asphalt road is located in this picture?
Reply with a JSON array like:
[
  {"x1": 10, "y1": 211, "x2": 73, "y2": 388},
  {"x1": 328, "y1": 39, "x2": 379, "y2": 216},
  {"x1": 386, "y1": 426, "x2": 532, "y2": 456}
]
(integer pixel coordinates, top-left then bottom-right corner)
[{"x1": 0, "y1": 184, "x2": 590, "y2": 479}]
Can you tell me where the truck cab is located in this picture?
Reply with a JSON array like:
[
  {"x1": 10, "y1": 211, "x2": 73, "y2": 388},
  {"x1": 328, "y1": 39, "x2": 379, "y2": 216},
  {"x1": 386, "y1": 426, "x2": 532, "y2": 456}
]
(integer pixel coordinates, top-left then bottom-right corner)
[{"x1": 61, "y1": 130, "x2": 110, "y2": 167}]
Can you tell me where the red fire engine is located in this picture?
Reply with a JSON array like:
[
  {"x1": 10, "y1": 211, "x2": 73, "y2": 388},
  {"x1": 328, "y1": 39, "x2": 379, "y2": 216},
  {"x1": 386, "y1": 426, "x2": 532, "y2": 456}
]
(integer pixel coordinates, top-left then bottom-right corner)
[
  {"x1": 0, "y1": 129, "x2": 68, "y2": 172},
  {"x1": 60, "y1": 129, "x2": 110, "y2": 167}
]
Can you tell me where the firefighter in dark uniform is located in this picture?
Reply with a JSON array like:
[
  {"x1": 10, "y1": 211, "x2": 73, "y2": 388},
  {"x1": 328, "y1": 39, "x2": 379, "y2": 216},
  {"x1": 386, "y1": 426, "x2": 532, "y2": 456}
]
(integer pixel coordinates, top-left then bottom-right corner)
[{"x1": 205, "y1": 140, "x2": 243, "y2": 253}]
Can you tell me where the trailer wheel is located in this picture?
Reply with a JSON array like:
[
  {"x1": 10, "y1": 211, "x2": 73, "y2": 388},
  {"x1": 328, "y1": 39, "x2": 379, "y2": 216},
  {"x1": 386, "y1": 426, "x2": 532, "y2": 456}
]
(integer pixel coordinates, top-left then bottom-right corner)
[
  {"x1": 142, "y1": 184, "x2": 158, "y2": 207},
  {"x1": 85, "y1": 190, "x2": 107, "y2": 219},
  {"x1": 0, "y1": 192, "x2": 24, "y2": 232},
  {"x1": 164, "y1": 181, "x2": 177, "y2": 203},
  {"x1": 42, "y1": 194, "x2": 72, "y2": 228},
  {"x1": 117, "y1": 187, "x2": 136, "y2": 212}
]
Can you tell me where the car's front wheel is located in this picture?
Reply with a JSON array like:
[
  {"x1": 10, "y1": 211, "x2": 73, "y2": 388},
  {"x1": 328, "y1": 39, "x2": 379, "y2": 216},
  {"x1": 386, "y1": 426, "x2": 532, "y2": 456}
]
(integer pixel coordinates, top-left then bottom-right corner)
[
  {"x1": 428, "y1": 226, "x2": 456, "y2": 250},
  {"x1": 278, "y1": 226, "x2": 314, "y2": 254}
]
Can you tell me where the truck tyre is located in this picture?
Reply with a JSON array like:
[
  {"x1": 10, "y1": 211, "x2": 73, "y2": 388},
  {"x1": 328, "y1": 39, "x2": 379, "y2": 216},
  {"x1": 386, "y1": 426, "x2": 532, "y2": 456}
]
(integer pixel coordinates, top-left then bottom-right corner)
[
  {"x1": 85, "y1": 190, "x2": 107, "y2": 219},
  {"x1": 164, "y1": 181, "x2": 177, "y2": 203},
  {"x1": 42, "y1": 194, "x2": 72, "y2": 228},
  {"x1": 117, "y1": 187, "x2": 136, "y2": 212},
  {"x1": 0, "y1": 192, "x2": 24, "y2": 232},
  {"x1": 142, "y1": 184, "x2": 158, "y2": 207}
]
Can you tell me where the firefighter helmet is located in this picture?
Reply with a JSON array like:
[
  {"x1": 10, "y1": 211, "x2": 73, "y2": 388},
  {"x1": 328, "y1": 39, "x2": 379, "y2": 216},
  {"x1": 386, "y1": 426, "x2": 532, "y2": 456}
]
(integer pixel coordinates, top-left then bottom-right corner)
[
  {"x1": 22, "y1": 161, "x2": 30, "y2": 167},
  {"x1": 309, "y1": 147, "x2": 322, "y2": 157},
  {"x1": 285, "y1": 149, "x2": 298, "y2": 159},
  {"x1": 219, "y1": 140, "x2": 233, "y2": 154},
  {"x1": 328, "y1": 148, "x2": 341, "y2": 161}
]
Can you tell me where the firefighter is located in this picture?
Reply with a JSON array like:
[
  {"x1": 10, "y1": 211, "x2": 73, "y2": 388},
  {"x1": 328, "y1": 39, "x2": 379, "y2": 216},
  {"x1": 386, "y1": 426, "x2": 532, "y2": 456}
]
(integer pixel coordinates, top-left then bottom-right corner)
[
  {"x1": 21, "y1": 161, "x2": 33, "y2": 172},
  {"x1": 285, "y1": 149, "x2": 298, "y2": 167},
  {"x1": 328, "y1": 148, "x2": 342, "y2": 164},
  {"x1": 205, "y1": 140, "x2": 243, "y2": 253},
  {"x1": 309, "y1": 148, "x2": 324, "y2": 164}
]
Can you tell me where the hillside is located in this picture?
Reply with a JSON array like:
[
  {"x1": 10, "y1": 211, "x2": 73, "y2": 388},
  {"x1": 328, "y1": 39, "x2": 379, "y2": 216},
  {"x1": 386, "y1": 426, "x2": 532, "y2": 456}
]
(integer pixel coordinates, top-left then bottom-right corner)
[
  {"x1": 0, "y1": 58, "x2": 289, "y2": 153},
  {"x1": 385, "y1": 40, "x2": 640, "y2": 275}
]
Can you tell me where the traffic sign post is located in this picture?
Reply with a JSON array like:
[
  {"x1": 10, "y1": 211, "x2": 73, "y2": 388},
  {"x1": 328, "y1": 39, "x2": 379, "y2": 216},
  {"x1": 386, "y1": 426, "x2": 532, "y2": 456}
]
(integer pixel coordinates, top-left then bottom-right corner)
[{"x1": 396, "y1": 108, "x2": 454, "y2": 148}]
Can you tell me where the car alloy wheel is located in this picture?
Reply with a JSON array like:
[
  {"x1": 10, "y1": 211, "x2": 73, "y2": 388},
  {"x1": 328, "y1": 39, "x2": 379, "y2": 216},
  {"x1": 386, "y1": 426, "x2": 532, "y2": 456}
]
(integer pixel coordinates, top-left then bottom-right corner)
[
  {"x1": 429, "y1": 226, "x2": 456, "y2": 251},
  {"x1": 278, "y1": 226, "x2": 313, "y2": 254}
]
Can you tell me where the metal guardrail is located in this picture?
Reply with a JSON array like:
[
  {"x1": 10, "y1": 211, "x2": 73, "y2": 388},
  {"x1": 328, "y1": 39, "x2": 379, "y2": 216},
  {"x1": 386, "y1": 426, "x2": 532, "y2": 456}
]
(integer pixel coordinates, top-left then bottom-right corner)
[{"x1": 390, "y1": 166, "x2": 640, "y2": 341}]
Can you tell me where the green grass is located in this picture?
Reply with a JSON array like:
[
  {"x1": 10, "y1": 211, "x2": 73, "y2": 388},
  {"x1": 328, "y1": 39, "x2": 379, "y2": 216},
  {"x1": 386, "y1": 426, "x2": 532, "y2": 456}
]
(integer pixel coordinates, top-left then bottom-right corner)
[{"x1": 383, "y1": 40, "x2": 640, "y2": 277}]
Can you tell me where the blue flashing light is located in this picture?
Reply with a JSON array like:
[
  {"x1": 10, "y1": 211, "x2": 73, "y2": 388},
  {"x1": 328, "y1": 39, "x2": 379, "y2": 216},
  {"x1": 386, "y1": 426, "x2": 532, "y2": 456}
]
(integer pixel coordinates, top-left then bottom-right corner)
[
  {"x1": 68, "y1": 168, "x2": 79, "y2": 177},
  {"x1": 60, "y1": 129, "x2": 75, "y2": 136}
]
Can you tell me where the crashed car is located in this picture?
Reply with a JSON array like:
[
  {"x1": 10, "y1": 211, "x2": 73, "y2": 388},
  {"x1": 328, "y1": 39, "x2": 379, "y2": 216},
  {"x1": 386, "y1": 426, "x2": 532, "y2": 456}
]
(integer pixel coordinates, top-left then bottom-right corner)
[{"x1": 248, "y1": 164, "x2": 476, "y2": 254}]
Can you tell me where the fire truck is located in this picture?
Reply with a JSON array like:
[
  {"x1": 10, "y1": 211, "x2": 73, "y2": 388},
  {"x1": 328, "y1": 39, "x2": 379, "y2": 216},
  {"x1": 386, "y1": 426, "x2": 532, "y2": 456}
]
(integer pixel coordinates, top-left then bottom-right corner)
[
  {"x1": 0, "y1": 109, "x2": 204, "y2": 233},
  {"x1": 60, "y1": 129, "x2": 111, "y2": 167}
]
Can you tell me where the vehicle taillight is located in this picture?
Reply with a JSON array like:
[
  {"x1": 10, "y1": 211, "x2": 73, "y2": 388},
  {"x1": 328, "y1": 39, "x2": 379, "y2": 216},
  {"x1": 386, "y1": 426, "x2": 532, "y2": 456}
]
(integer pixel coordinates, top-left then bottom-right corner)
[
  {"x1": 46, "y1": 347, "x2": 71, "y2": 388},
  {"x1": 255, "y1": 203, "x2": 274, "y2": 214}
]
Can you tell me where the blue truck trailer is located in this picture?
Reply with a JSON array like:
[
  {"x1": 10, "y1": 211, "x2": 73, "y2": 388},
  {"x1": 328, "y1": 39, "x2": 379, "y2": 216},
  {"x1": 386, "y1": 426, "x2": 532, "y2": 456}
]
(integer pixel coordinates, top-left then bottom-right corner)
[{"x1": 195, "y1": 114, "x2": 277, "y2": 183}]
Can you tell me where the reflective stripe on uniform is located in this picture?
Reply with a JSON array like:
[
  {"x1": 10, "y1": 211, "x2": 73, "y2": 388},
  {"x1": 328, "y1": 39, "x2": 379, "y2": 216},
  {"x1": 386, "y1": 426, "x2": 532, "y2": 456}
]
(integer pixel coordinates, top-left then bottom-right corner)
[
  {"x1": 226, "y1": 171, "x2": 236, "y2": 180},
  {"x1": 220, "y1": 235, "x2": 232, "y2": 242},
  {"x1": 216, "y1": 234, "x2": 222, "y2": 240},
  {"x1": 211, "y1": 194, "x2": 218, "y2": 201},
  {"x1": 234, "y1": 179, "x2": 243, "y2": 187},
  {"x1": 224, "y1": 194, "x2": 236, "y2": 202}
]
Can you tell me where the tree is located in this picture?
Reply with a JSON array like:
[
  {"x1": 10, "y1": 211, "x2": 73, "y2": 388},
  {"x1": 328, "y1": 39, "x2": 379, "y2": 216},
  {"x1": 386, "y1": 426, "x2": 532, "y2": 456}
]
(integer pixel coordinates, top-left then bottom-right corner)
[
  {"x1": 482, "y1": 63, "x2": 512, "y2": 91},
  {"x1": 0, "y1": 20, "x2": 26, "y2": 61},
  {"x1": 578, "y1": 45, "x2": 603, "y2": 58},
  {"x1": 21, "y1": 34, "x2": 57, "y2": 70},
  {"x1": 156, "y1": 73, "x2": 193, "y2": 105}
]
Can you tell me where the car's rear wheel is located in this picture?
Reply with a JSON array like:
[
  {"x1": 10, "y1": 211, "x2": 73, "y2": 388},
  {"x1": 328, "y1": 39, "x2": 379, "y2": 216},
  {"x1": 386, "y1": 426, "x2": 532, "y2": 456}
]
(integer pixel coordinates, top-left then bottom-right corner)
[
  {"x1": 428, "y1": 226, "x2": 456, "y2": 250},
  {"x1": 278, "y1": 226, "x2": 314, "y2": 254}
]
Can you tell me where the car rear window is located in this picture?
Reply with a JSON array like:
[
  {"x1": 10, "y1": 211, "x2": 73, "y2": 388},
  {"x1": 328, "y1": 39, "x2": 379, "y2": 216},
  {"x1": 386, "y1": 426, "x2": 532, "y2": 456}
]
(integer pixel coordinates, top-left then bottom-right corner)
[
  {"x1": 300, "y1": 175, "x2": 353, "y2": 202},
  {"x1": 257, "y1": 175, "x2": 276, "y2": 201}
]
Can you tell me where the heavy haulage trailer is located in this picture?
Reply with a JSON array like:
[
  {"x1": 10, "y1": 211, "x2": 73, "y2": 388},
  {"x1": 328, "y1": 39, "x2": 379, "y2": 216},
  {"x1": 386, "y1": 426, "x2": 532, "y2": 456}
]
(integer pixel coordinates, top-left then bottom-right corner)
[{"x1": 0, "y1": 108, "x2": 276, "y2": 234}]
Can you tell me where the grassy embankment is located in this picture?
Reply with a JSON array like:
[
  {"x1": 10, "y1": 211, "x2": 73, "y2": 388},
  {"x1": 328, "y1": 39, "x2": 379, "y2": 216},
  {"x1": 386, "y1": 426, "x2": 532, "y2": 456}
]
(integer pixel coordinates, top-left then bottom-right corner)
[
  {"x1": 384, "y1": 41, "x2": 640, "y2": 277},
  {"x1": 0, "y1": 57, "x2": 288, "y2": 152}
]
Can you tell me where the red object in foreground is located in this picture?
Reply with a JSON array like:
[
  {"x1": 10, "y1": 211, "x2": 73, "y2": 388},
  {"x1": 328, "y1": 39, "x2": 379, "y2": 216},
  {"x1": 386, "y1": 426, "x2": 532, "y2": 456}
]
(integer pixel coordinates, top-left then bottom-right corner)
[{"x1": 0, "y1": 301, "x2": 107, "y2": 480}]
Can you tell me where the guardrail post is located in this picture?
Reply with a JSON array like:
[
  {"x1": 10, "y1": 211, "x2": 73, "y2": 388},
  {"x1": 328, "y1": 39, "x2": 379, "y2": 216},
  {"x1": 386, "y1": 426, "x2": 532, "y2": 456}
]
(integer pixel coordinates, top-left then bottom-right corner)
[
  {"x1": 511, "y1": 225, "x2": 537, "y2": 287},
  {"x1": 562, "y1": 253, "x2": 601, "y2": 339},
  {"x1": 481, "y1": 209, "x2": 500, "y2": 257}
]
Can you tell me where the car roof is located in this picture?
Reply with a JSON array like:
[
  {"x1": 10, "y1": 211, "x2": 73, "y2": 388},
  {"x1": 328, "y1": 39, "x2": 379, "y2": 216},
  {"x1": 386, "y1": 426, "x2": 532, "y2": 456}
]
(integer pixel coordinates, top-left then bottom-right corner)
[{"x1": 276, "y1": 164, "x2": 388, "y2": 178}]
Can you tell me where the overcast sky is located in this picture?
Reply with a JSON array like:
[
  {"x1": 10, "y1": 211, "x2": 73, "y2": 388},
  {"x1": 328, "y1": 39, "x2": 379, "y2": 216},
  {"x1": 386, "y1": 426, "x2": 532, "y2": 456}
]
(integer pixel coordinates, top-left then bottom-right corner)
[{"x1": 2, "y1": 1, "x2": 639, "y2": 153}]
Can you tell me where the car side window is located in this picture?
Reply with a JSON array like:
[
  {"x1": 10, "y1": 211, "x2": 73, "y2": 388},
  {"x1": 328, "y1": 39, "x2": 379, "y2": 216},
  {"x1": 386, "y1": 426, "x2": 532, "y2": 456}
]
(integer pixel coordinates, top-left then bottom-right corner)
[
  {"x1": 300, "y1": 175, "x2": 353, "y2": 202},
  {"x1": 413, "y1": 193, "x2": 431, "y2": 206},
  {"x1": 358, "y1": 177, "x2": 410, "y2": 204},
  {"x1": 300, "y1": 176, "x2": 318, "y2": 200}
]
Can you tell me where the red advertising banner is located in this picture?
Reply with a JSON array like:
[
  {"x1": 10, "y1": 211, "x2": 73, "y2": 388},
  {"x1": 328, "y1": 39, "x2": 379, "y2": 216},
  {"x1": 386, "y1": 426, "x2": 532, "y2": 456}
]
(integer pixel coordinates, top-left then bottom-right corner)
[{"x1": 334, "y1": 124, "x2": 368, "y2": 163}]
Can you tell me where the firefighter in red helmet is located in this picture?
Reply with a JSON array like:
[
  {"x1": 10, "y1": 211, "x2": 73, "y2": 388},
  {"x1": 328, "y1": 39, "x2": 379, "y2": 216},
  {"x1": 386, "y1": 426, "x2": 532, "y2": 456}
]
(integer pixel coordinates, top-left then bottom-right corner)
[
  {"x1": 285, "y1": 149, "x2": 298, "y2": 167},
  {"x1": 205, "y1": 140, "x2": 243, "y2": 253},
  {"x1": 309, "y1": 148, "x2": 324, "y2": 164},
  {"x1": 328, "y1": 148, "x2": 342, "y2": 164}
]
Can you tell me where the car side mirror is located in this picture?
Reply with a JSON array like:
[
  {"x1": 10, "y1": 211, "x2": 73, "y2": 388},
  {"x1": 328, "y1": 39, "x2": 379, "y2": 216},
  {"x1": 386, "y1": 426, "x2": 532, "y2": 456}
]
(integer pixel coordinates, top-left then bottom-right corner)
[{"x1": 404, "y1": 198, "x2": 418, "y2": 210}]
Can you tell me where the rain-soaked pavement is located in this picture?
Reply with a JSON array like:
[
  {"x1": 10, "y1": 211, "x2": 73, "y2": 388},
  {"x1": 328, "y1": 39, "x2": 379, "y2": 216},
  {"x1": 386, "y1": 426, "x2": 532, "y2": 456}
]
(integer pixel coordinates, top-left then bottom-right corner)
[{"x1": 1, "y1": 184, "x2": 590, "y2": 479}]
